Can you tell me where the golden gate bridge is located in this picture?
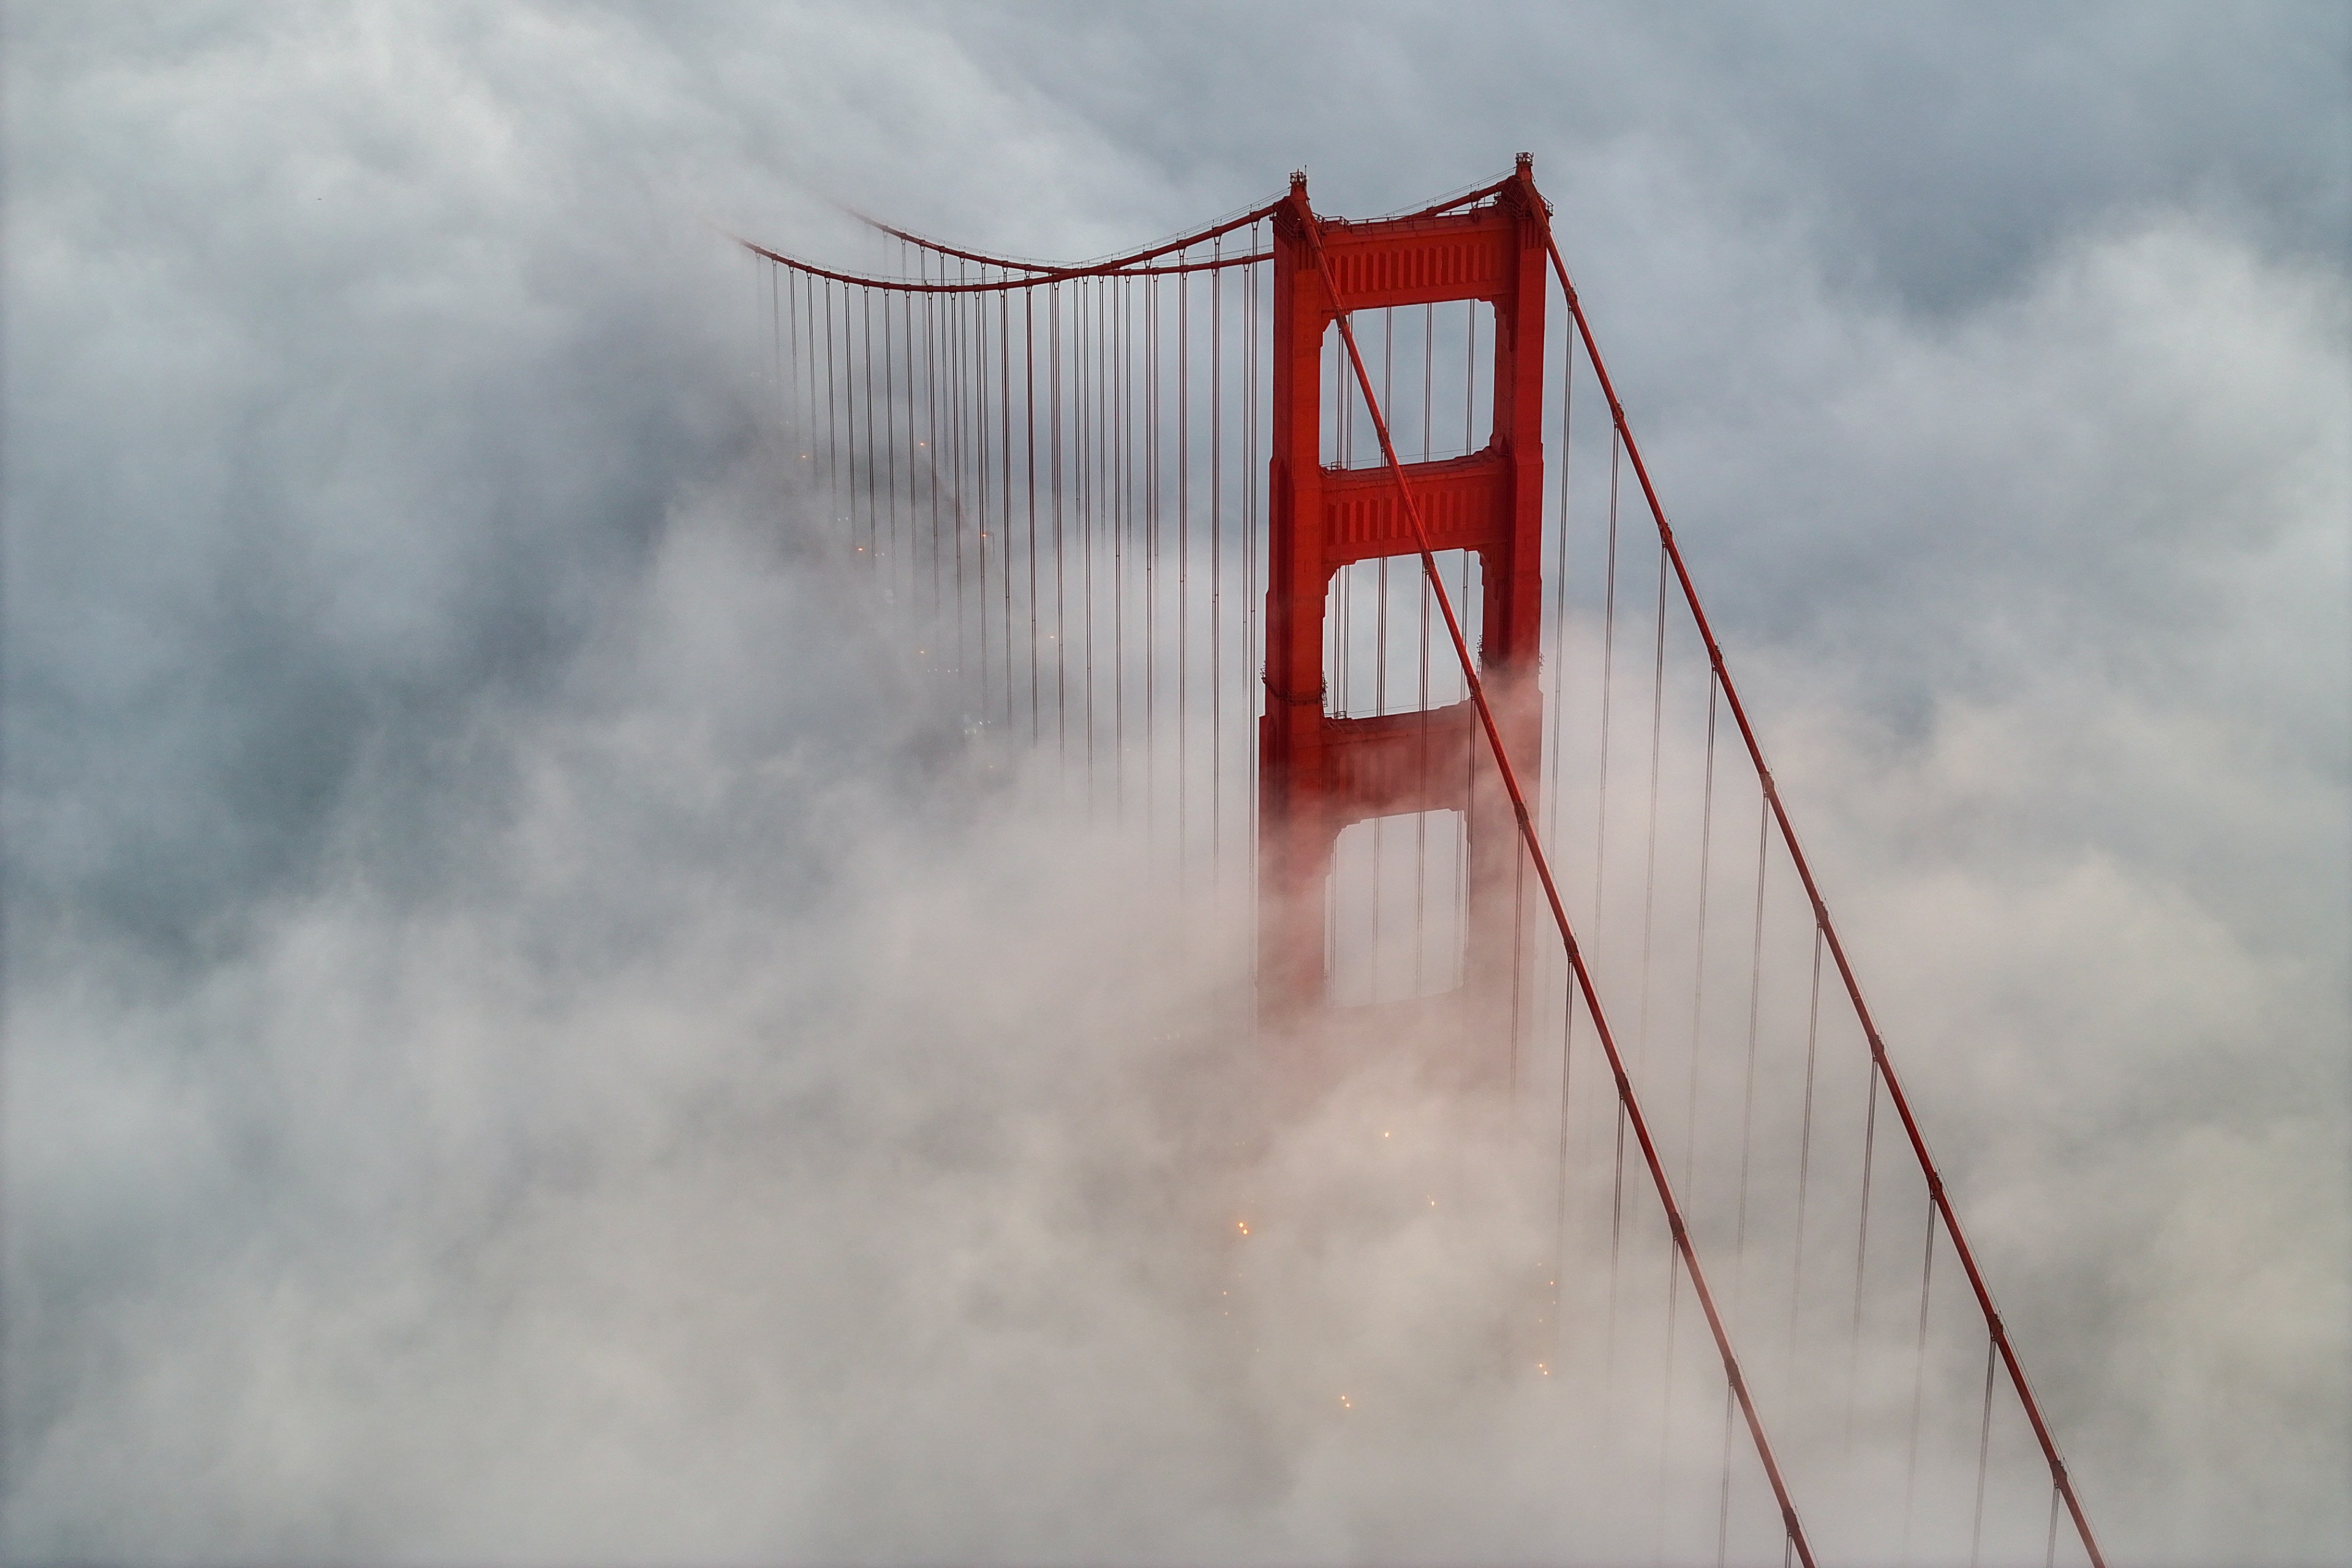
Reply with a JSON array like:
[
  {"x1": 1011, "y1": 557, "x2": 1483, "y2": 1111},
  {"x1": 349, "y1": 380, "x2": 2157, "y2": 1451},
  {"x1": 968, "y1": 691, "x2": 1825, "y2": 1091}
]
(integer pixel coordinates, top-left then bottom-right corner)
[{"x1": 739, "y1": 157, "x2": 2106, "y2": 1568}]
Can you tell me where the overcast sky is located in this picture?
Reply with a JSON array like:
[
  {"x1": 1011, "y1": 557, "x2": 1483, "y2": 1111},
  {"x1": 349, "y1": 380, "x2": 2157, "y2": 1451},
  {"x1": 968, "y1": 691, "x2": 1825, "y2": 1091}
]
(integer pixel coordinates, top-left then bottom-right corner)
[{"x1": 6, "y1": 4, "x2": 2347, "y2": 1563}]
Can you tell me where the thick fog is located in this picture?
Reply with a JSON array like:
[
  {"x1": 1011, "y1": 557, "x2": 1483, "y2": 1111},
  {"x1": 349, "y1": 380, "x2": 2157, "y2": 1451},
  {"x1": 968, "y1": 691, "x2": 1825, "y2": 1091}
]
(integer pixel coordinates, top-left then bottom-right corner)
[{"x1": 6, "y1": 4, "x2": 2346, "y2": 1562}]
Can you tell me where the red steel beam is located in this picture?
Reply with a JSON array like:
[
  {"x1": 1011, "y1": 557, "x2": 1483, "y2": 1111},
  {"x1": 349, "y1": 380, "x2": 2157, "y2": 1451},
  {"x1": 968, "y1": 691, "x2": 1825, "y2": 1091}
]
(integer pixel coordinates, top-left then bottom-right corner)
[{"x1": 1256, "y1": 173, "x2": 1546, "y2": 1030}]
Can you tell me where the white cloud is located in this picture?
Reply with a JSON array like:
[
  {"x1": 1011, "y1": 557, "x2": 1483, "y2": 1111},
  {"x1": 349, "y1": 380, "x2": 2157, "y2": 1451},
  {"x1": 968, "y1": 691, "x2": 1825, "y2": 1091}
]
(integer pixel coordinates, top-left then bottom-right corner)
[{"x1": 6, "y1": 3, "x2": 2344, "y2": 1562}]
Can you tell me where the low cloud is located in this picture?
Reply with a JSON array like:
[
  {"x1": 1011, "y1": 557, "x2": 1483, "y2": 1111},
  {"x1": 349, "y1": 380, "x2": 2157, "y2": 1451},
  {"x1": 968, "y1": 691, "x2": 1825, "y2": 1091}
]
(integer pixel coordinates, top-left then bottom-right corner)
[{"x1": 6, "y1": 4, "x2": 2345, "y2": 1564}]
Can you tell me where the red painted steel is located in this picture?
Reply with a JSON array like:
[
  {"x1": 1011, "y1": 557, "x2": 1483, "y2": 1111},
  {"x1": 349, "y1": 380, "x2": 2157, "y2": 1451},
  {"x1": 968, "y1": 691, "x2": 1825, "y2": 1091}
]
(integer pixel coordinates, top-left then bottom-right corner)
[{"x1": 1256, "y1": 168, "x2": 1548, "y2": 1041}]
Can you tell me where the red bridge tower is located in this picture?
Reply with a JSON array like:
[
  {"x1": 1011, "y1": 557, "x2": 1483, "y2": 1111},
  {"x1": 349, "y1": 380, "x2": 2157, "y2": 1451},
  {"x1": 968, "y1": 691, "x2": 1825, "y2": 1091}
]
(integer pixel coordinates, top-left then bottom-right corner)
[{"x1": 1257, "y1": 160, "x2": 1551, "y2": 1055}]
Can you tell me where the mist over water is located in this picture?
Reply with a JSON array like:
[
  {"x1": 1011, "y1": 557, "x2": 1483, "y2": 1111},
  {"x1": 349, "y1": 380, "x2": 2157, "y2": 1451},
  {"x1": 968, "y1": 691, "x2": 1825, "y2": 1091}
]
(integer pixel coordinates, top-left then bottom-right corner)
[{"x1": 7, "y1": 4, "x2": 2346, "y2": 1563}]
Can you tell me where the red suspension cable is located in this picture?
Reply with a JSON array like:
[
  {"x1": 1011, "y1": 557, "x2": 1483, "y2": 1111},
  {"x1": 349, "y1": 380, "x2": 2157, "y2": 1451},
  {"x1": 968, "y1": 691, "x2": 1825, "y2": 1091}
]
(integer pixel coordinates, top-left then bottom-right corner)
[
  {"x1": 737, "y1": 205, "x2": 1281, "y2": 296},
  {"x1": 1543, "y1": 228, "x2": 2107, "y2": 1568}
]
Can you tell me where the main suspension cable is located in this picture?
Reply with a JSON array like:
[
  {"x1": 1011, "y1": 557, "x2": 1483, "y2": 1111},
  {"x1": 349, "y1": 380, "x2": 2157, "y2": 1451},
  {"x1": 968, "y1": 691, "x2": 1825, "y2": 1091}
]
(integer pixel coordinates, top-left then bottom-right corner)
[
  {"x1": 739, "y1": 202, "x2": 1282, "y2": 297},
  {"x1": 1297, "y1": 183, "x2": 1819, "y2": 1568}
]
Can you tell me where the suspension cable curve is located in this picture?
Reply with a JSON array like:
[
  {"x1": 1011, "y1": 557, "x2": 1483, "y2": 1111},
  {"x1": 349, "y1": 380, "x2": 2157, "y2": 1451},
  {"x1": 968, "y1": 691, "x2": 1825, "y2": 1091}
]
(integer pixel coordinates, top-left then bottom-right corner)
[{"x1": 737, "y1": 200, "x2": 1283, "y2": 295}]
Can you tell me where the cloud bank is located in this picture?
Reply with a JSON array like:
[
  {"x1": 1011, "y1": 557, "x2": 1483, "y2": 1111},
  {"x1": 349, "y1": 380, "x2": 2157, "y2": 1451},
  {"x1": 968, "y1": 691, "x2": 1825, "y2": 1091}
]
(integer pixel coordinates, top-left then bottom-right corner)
[{"x1": 6, "y1": 3, "x2": 2345, "y2": 1562}]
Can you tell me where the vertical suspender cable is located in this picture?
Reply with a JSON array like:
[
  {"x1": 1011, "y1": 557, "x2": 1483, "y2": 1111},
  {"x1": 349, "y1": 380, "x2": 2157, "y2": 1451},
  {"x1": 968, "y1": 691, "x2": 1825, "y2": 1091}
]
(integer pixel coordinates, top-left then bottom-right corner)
[
  {"x1": 1903, "y1": 1202, "x2": 1939, "y2": 1561},
  {"x1": 1849, "y1": 1065, "x2": 1881, "y2": 1454},
  {"x1": 1545, "y1": 277, "x2": 1579, "y2": 1365},
  {"x1": 1550, "y1": 979, "x2": 1578, "y2": 1365},
  {"x1": 1245, "y1": 239, "x2": 1262, "y2": 981},
  {"x1": 1052, "y1": 282, "x2": 1068, "y2": 768},
  {"x1": 952, "y1": 262, "x2": 969, "y2": 692},
  {"x1": 970, "y1": 267, "x2": 984, "y2": 698},
  {"x1": 1216, "y1": 262, "x2": 1234, "y2": 869},
  {"x1": 924, "y1": 261, "x2": 940, "y2": 627},
  {"x1": 1442, "y1": 373, "x2": 1465, "y2": 983},
  {"x1": 1416, "y1": 303, "x2": 1433, "y2": 990},
  {"x1": 1637, "y1": 546, "x2": 1670, "y2": 1082},
  {"x1": 1145, "y1": 274, "x2": 1159, "y2": 839},
  {"x1": 976, "y1": 279, "x2": 992, "y2": 718},
  {"x1": 1717, "y1": 1381, "x2": 1738, "y2": 1568},
  {"x1": 786, "y1": 264, "x2": 801, "y2": 468},
  {"x1": 1081, "y1": 277, "x2": 1096, "y2": 807},
  {"x1": 1464, "y1": 295, "x2": 1477, "y2": 453},
  {"x1": 1599, "y1": 426, "x2": 1628, "y2": 1351},
  {"x1": 971, "y1": 277, "x2": 981, "y2": 625},
  {"x1": 1545, "y1": 292, "x2": 1575, "y2": 935},
  {"x1": 1178, "y1": 258, "x2": 1192, "y2": 879},
  {"x1": 1027, "y1": 289, "x2": 1041, "y2": 743},
  {"x1": 1372, "y1": 309, "x2": 1393, "y2": 993},
  {"x1": 1114, "y1": 276, "x2": 1128, "y2": 816},
  {"x1": 1332, "y1": 326, "x2": 1349, "y2": 719},
  {"x1": 788, "y1": 267, "x2": 799, "y2": 485},
  {"x1": 1597, "y1": 434, "x2": 1621, "y2": 908},
  {"x1": 824, "y1": 278, "x2": 839, "y2": 524},
  {"x1": 1735, "y1": 794, "x2": 1771, "y2": 1298},
  {"x1": 845, "y1": 277, "x2": 858, "y2": 549},
  {"x1": 769, "y1": 264, "x2": 783, "y2": 445},
  {"x1": 1972, "y1": 1332, "x2": 1998, "y2": 1568},
  {"x1": 1686, "y1": 673, "x2": 1721, "y2": 1193},
  {"x1": 865, "y1": 288, "x2": 884, "y2": 557},
  {"x1": 1148, "y1": 274, "x2": 1162, "y2": 840},
  {"x1": 1790, "y1": 927, "x2": 1825, "y2": 1368},
  {"x1": 1658, "y1": 1176, "x2": 1686, "y2": 1561},
  {"x1": 1001, "y1": 287, "x2": 1017, "y2": 728},
  {"x1": 902, "y1": 285, "x2": 918, "y2": 602},
  {"x1": 1101, "y1": 276, "x2": 1115, "y2": 802},
  {"x1": 807, "y1": 271, "x2": 821, "y2": 496},
  {"x1": 883, "y1": 287, "x2": 899, "y2": 573},
  {"x1": 1506, "y1": 306, "x2": 1526, "y2": 1071}
]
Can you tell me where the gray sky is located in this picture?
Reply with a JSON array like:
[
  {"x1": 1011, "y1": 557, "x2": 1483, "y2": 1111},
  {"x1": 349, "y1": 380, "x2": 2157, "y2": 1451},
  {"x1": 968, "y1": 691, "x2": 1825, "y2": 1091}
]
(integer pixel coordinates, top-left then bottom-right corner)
[{"x1": 6, "y1": 4, "x2": 2346, "y2": 1562}]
